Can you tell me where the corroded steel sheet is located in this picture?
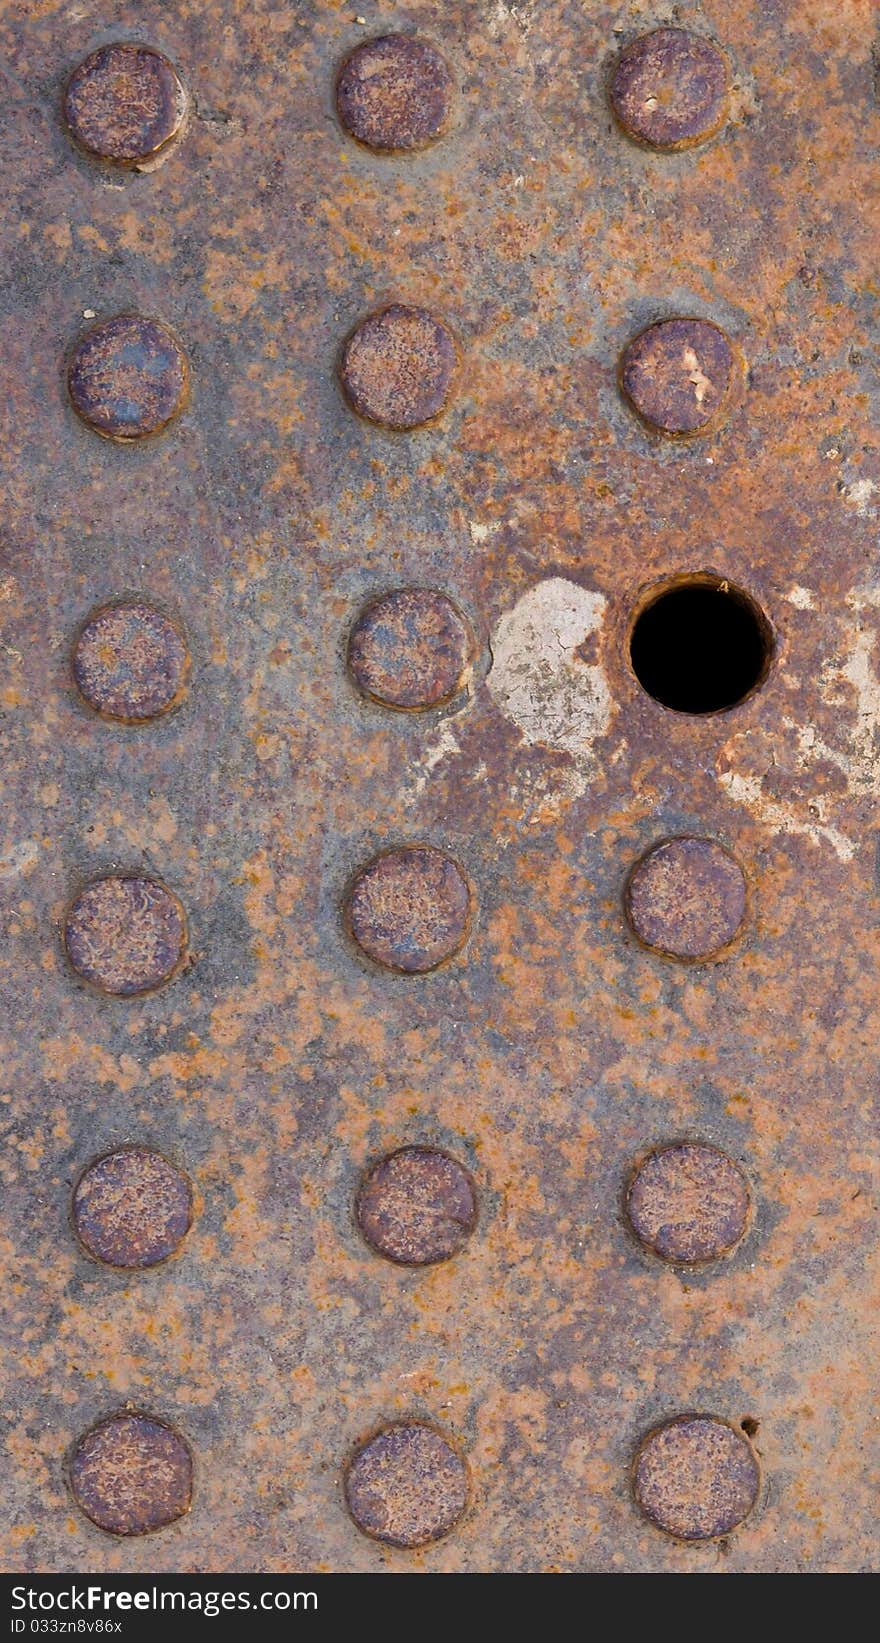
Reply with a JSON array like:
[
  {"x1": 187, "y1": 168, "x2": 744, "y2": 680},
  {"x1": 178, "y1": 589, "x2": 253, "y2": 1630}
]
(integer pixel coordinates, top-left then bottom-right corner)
[{"x1": 0, "y1": 0, "x2": 878, "y2": 1575}]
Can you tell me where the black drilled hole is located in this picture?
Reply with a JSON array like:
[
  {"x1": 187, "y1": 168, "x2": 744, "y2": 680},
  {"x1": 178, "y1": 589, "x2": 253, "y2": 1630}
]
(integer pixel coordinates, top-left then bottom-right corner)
[{"x1": 630, "y1": 579, "x2": 772, "y2": 714}]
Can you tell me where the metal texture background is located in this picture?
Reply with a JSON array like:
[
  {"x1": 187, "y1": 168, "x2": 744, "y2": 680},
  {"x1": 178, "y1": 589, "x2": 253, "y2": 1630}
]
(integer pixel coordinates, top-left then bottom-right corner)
[{"x1": 0, "y1": 0, "x2": 878, "y2": 1574}]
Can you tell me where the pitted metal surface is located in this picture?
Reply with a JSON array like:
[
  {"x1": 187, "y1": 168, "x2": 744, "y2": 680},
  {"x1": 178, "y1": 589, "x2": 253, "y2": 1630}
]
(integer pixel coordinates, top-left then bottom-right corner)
[{"x1": 0, "y1": 0, "x2": 878, "y2": 1576}]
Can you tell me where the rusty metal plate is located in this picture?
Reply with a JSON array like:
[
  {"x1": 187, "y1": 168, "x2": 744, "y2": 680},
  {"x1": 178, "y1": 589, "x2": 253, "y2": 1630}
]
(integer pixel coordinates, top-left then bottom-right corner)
[{"x1": 1, "y1": 0, "x2": 878, "y2": 1579}]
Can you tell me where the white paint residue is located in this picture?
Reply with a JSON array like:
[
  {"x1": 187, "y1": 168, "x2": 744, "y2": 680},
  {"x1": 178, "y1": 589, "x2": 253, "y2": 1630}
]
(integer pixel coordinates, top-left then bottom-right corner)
[
  {"x1": 487, "y1": 578, "x2": 612, "y2": 773},
  {"x1": 409, "y1": 724, "x2": 461, "y2": 798},
  {"x1": 786, "y1": 584, "x2": 815, "y2": 610},
  {"x1": 718, "y1": 587, "x2": 880, "y2": 860},
  {"x1": 841, "y1": 477, "x2": 877, "y2": 516},
  {"x1": 718, "y1": 769, "x2": 855, "y2": 862},
  {"x1": 507, "y1": 762, "x2": 590, "y2": 825},
  {"x1": 468, "y1": 519, "x2": 501, "y2": 546},
  {"x1": 488, "y1": 1, "x2": 534, "y2": 37},
  {"x1": 811, "y1": 623, "x2": 880, "y2": 797},
  {"x1": 683, "y1": 346, "x2": 711, "y2": 405}
]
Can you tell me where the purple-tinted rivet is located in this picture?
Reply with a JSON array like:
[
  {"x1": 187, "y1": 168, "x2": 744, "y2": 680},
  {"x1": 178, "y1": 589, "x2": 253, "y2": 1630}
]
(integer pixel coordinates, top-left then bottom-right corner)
[
  {"x1": 345, "y1": 1423, "x2": 469, "y2": 1547},
  {"x1": 70, "y1": 1412, "x2": 192, "y2": 1536},
  {"x1": 64, "y1": 43, "x2": 186, "y2": 165},
  {"x1": 620, "y1": 318, "x2": 734, "y2": 436},
  {"x1": 625, "y1": 837, "x2": 746, "y2": 962},
  {"x1": 610, "y1": 29, "x2": 729, "y2": 151},
  {"x1": 336, "y1": 34, "x2": 454, "y2": 152},
  {"x1": 72, "y1": 600, "x2": 190, "y2": 723},
  {"x1": 356, "y1": 1147, "x2": 477, "y2": 1265},
  {"x1": 626, "y1": 1143, "x2": 750, "y2": 1264},
  {"x1": 64, "y1": 875, "x2": 187, "y2": 996},
  {"x1": 68, "y1": 315, "x2": 189, "y2": 441},
  {"x1": 633, "y1": 1415, "x2": 760, "y2": 1540},
  {"x1": 73, "y1": 1148, "x2": 193, "y2": 1268},
  {"x1": 340, "y1": 305, "x2": 457, "y2": 431},
  {"x1": 348, "y1": 588, "x2": 475, "y2": 711},
  {"x1": 346, "y1": 846, "x2": 471, "y2": 974}
]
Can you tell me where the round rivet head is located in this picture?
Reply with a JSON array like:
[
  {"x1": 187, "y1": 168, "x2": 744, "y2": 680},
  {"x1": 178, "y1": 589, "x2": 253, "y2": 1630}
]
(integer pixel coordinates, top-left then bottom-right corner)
[
  {"x1": 620, "y1": 318, "x2": 734, "y2": 436},
  {"x1": 346, "y1": 846, "x2": 471, "y2": 974},
  {"x1": 68, "y1": 315, "x2": 189, "y2": 441},
  {"x1": 73, "y1": 601, "x2": 190, "y2": 723},
  {"x1": 340, "y1": 305, "x2": 457, "y2": 431},
  {"x1": 345, "y1": 1424, "x2": 468, "y2": 1547},
  {"x1": 625, "y1": 837, "x2": 746, "y2": 962},
  {"x1": 64, "y1": 875, "x2": 187, "y2": 996},
  {"x1": 356, "y1": 1147, "x2": 477, "y2": 1266},
  {"x1": 70, "y1": 1413, "x2": 192, "y2": 1536},
  {"x1": 610, "y1": 29, "x2": 728, "y2": 151},
  {"x1": 336, "y1": 34, "x2": 454, "y2": 152},
  {"x1": 73, "y1": 1148, "x2": 193, "y2": 1269},
  {"x1": 348, "y1": 588, "x2": 474, "y2": 711},
  {"x1": 64, "y1": 44, "x2": 186, "y2": 165},
  {"x1": 627, "y1": 1144, "x2": 749, "y2": 1265},
  {"x1": 634, "y1": 1416, "x2": 760, "y2": 1540}
]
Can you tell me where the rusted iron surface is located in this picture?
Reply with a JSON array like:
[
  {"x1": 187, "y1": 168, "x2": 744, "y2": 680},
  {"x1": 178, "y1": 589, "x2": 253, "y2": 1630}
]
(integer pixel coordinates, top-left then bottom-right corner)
[{"x1": 0, "y1": 0, "x2": 878, "y2": 1577}]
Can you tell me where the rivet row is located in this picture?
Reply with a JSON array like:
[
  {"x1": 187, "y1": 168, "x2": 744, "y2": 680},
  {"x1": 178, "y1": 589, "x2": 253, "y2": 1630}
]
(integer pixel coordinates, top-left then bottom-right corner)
[
  {"x1": 65, "y1": 305, "x2": 738, "y2": 441},
  {"x1": 59, "y1": 830, "x2": 748, "y2": 994},
  {"x1": 62, "y1": 28, "x2": 733, "y2": 167},
  {"x1": 70, "y1": 1139, "x2": 750, "y2": 1275},
  {"x1": 66, "y1": 1407, "x2": 760, "y2": 1545}
]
